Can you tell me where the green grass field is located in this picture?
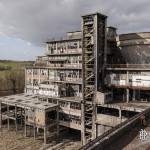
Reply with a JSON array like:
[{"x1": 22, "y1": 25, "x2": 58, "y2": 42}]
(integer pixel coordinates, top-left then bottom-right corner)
[{"x1": 0, "y1": 60, "x2": 33, "y2": 70}]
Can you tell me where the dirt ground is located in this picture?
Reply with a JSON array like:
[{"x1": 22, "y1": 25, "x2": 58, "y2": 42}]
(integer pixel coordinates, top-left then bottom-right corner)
[
  {"x1": 0, "y1": 126, "x2": 81, "y2": 150},
  {"x1": 0, "y1": 128, "x2": 43, "y2": 150}
]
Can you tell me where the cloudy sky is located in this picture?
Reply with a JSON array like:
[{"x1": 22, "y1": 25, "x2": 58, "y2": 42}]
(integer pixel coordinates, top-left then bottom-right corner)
[{"x1": 0, "y1": 0, "x2": 149, "y2": 60}]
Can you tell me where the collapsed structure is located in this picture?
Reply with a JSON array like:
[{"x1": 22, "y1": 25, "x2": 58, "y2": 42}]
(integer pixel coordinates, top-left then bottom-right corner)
[{"x1": 1, "y1": 12, "x2": 150, "y2": 146}]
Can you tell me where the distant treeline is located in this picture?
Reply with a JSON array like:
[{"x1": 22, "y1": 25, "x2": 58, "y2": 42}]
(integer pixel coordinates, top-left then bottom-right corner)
[
  {"x1": 0, "y1": 65, "x2": 12, "y2": 71},
  {"x1": 0, "y1": 60, "x2": 33, "y2": 96}
]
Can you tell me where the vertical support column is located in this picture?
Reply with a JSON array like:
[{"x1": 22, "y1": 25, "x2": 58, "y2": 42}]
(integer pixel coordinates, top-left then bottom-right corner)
[
  {"x1": 7, "y1": 105, "x2": 10, "y2": 130},
  {"x1": 56, "y1": 108, "x2": 59, "y2": 138},
  {"x1": 126, "y1": 89, "x2": 129, "y2": 103},
  {"x1": 15, "y1": 105, "x2": 17, "y2": 132},
  {"x1": 81, "y1": 102, "x2": 86, "y2": 145},
  {"x1": 44, "y1": 109, "x2": 47, "y2": 145},
  {"x1": 119, "y1": 108, "x2": 122, "y2": 123},
  {"x1": 24, "y1": 108, "x2": 27, "y2": 137},
  {"x1": 20, "y1": 108, "x2": 23, "y2": 127},
  {"x1": 66, "y1": 42, "x2": 68, "y2": 53},
  {"x1": 126, "y1": 70, "x2": 129, "y2": 103},
  {"x1": 37, "y1": 128, "x2": 39, "y2": 134},
  {"x1": 44, "y1": 126, "x2": 47, "y2": 145},
  {"x1": 96, "y1": 124, "x2": 98, "y2": 138},
  {"x1": 133, "y1": 90, "x2": 136, "y2": 101},
  {"x1": 33, "y1": 115, "x2": 36, "y2": 140}
]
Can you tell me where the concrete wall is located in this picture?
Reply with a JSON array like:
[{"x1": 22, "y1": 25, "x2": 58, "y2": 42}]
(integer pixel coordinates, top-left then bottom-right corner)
[{"x1": 118, "y1": 32, "x2": 150, "y2": 64}]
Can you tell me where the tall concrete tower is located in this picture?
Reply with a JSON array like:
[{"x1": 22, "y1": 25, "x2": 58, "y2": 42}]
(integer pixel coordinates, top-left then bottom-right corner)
[{"x1": 81, "y1": 13, "x2": 107, "y2": 144}]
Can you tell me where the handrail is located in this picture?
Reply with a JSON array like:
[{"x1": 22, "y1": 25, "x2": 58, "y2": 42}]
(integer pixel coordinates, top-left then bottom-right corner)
[{"x1": 79, "y1": 107, "x2": 150, "y2": 150}]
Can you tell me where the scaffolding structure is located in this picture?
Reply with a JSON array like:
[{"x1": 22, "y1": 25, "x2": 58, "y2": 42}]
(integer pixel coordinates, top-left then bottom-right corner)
[{"x1": 81, "y1": 13, "x2": 107, "y2": 144}]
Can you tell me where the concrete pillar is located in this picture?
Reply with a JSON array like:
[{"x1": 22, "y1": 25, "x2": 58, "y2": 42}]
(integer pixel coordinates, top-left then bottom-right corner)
[
  {"x1": 81, "y1": 130, "x2": 86, "y2": 145},
  {"x1": 33, "y1": 125, "x2": 36, "y2": 140},
  {"x1": 56, "y1": 108, "x2": 59, "y2": 138},
  {"x1": 44, "y1": 110, "x2": 47, "y2": 144},
  {"x1": 126, "y1": 89, "x2": 129, "y2": 103},
  {"x1": 119, "y1": 108, "x2": 122, "y2": 123},
  {"x1": 133, "y1": 90, "x2": 136, "y2": 101},
  {"x1": 44, "y1": 127, "x2": 47, "y2": 144},
  {"x1": 20, "y1": 108, "x2": 23, "y2": 127},
  {"x1": 37, "y1": 128, "x2": 39, "y2": 133},
  {"x1": 92, "y1": 123, "x2": 97, "y2": 139},
  {"x1": 15, "y1": 106, "x2": 18, "y2": 132},
  {"x1": 46, "y1": 43, "x2": 49, "y2": 54},
  {"x1": 24, "y1": 109, "x2": 27, "y2": 137},
  {"x1": 81, "y1": 103, "x2": 86, "y2": 145},
  {"x1": 7, "y1": 105, "x2": 10, "y2": 130},
  {"x1": 33, "y1": 113, "x2": 36, "y2": 140},
  {"x1": 92, "y1": 107, "x2": 97, "y2": 139}
]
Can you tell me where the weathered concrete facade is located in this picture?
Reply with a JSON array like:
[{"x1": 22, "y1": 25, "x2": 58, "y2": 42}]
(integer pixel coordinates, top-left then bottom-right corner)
[{"x1": 1, "y1": 11, "x2": 150, "y2": 148}]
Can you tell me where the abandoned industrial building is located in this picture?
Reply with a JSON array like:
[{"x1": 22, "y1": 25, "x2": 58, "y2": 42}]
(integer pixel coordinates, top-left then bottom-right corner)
[{"x1": 1, "y1": 12, "x2": 150, "y2": 149}]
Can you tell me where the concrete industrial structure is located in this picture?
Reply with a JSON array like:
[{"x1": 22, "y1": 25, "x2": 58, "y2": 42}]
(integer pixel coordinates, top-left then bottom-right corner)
[
  {"x1": 25, "y1": 13, "x2": 119, "y2": 145},
  {"x1": 0, "y1": 12, "x2": 150, "y2": 148}
]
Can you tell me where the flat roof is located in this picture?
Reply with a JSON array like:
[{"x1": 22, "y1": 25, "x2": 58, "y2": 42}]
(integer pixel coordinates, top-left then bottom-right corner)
[
  {"x1": 0, "y1": 94, "x2": 58, "y2": 111},
  {"x1": 26, "y1": 66, "x2": 82, "y2": 70},
  {"x1": 82, "y1": 12, "x2": 107, "y2": 18},
  {"x1": 46, "y1": 38, "x2": 81, "y2": 44},
  {"x1": 97, "y1": 101, "x2": 149, "y2": 112},
  {"x1": 39, "y1": 95, "x2": 82, "y2": 103}
]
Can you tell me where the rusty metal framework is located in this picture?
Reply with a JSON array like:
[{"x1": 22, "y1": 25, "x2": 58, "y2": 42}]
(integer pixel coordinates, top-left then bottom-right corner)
[{"x1": 81, "y1": 13, "x2": 107, "y2": 144}]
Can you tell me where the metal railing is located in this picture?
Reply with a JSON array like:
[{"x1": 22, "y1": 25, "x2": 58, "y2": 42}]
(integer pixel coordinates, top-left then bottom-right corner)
[{"x1": 79, "y1": 107, "x2": 150, "y2": 150}]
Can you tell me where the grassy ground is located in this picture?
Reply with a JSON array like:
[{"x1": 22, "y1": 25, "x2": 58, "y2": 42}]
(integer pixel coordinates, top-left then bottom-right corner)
[{"x1": 0, "y1": 60, "x2": 33, "y2": 71}]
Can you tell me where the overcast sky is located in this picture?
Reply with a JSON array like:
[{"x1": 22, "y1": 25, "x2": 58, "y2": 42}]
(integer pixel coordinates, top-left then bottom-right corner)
[{"x1": 0, "y1": 0, "x2": 149, "y2": 60}]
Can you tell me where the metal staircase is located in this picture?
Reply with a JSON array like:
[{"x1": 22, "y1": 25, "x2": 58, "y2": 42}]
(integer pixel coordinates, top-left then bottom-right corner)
[{"x1": 81, "y1": 13, "x2": 107, "y2": 145}]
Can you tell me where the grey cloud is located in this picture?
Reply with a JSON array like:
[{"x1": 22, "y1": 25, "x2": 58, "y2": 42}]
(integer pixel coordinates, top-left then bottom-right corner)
[{"x1": 0, "y1": 0, "x2": 149, "y2": 45}]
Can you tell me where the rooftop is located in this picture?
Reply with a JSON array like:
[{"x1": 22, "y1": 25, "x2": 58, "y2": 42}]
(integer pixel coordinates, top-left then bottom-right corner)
[
  {"x1": 97, "y1": 101, "x2": 150, "y2": 112},
  {"x1": 0, "y1": 94, "x2": 58, "y2": 111}
]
